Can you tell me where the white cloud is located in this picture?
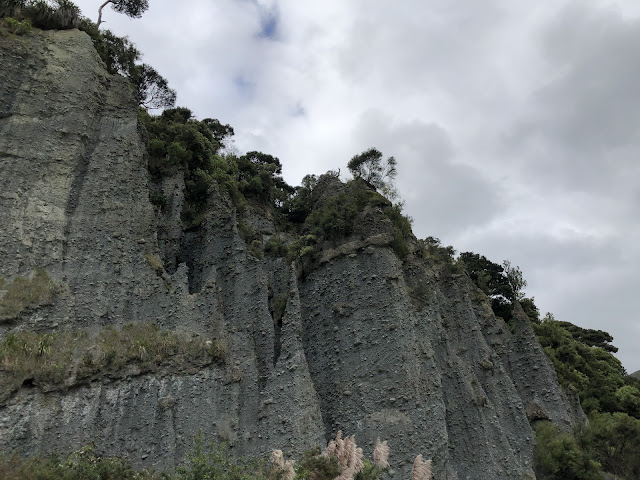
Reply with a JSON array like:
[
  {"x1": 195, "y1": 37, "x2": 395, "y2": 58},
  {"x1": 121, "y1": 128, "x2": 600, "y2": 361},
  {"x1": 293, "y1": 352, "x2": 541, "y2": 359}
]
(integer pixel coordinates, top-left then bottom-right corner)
[{"x1": 71, "y1": 0, "x2": 640, "y2": 372}]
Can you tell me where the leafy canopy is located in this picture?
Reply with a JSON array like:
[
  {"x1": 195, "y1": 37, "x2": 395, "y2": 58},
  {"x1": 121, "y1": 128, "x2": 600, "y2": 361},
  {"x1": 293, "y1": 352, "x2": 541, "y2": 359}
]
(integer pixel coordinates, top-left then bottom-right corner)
[
  {"x1": 97, "y1": 0, "x2": 149, "y2": 27},
  {"x1": 347, "y1": 148, "x2": 398, "y2": 198}
]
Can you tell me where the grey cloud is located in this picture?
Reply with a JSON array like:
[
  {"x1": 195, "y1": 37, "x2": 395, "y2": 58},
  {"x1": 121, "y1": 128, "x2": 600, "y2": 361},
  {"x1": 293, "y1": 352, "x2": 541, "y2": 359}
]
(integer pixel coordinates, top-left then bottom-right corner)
[
  {"x1": 351, "y1": 110, "x2": 504, "y2": 238},
  {"x1": 68, "y1": 0, "x2": 640, "y2": 371},
  {"x1": 506, "y1": 3, "x2": 640, "y2": 191}
]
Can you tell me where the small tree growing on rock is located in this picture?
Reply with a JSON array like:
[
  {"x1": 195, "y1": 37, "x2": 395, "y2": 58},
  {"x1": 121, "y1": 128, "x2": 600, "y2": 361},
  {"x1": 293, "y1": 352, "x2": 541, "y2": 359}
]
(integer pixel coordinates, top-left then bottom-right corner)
[
  {"x1": 96, "y1": 0, "x2": 148, "y2": 28},
  {"x1": 347, "y1": 147, "x2": 398, "y2": 199}
]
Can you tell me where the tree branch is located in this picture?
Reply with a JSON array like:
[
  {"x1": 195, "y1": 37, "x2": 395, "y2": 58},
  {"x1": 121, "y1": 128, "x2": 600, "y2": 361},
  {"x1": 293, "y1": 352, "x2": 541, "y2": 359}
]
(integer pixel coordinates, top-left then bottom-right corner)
[{"x1": 97, "y1": 0, "x2": 112, "y2": 28}]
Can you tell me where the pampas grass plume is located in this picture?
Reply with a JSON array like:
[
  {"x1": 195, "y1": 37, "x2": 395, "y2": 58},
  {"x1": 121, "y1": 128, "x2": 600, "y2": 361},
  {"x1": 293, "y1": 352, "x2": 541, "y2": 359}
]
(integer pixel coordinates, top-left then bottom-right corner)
[
  {"x1": 412, "y1": 454, "x2": 432, "y2": 480},
  {"x1": 373, "y1": 438, "x2": 390, "y2": 469}
]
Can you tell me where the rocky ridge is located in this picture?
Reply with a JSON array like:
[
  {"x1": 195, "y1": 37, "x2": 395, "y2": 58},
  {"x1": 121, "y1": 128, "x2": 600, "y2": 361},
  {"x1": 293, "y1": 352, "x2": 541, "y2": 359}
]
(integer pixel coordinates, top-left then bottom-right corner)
[{"x1": 0, "y1": 29, "x2": 583, "y2": 479}]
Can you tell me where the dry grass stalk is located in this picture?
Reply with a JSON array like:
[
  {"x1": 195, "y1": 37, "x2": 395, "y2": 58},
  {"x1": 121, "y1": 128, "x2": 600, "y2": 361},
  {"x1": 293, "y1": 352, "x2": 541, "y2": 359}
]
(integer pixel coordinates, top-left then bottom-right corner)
[
  {"x1": 412, "y1": 454, "x2": 432, "y2": 480},
  {"x1": 324, "y1": 431, "x2": 364, "y2": 480},
  {"x1": 373, "y1": 438, "x2": 390, "y2": 469},
  {"x1": 271, "y1": 449, "x2": 295, "y2": 480}
]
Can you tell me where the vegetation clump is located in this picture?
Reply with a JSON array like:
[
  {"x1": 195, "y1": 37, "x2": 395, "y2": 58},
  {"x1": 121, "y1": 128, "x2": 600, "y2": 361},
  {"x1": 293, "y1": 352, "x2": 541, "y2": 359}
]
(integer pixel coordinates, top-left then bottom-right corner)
[
  {"x1": 0, "y1": 444, "x2": 163, "y2": 480},
  {"x1": 289, "y1": 173, "x2": 413, "y2": 260},
  {"x1": 0, "y1": 1, "x2": 176, "y2": 110},
  {"x1": 0, "y1": 268, "x2": 59, "y2": 323},
  {"x1": 0, "y1": 432, "x2": 407, "y2": 480},
  {"x1": 533, "y1": 412, "x2": 640, "y2": 480},
  {"x1": 1, "y1": 16, "x2": 31, "y2": 34},
  {"x1": 533, "y1": 314, "x2": 640, "y2": 418},
  {"x1": 458, "y1": 252, "x2": 538, "y2": 324},
  {"x1": 0, "y1": 323, "x2": 224, "y2": 404}
]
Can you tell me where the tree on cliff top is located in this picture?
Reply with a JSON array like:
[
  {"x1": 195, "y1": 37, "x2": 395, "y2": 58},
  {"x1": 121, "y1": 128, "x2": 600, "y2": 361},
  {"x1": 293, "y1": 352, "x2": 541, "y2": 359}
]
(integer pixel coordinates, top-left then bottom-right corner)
[
  {"x1": 97, "y1": 0, "x2": 148, "y2": 28},
  {"x1": 347, "y1": 148, "x2": 398, "y2": 199}
]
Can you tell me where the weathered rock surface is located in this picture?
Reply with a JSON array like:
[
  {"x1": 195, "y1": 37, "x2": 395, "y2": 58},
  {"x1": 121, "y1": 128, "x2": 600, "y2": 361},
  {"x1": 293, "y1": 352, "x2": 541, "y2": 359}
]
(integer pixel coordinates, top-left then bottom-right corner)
[{"x1": 0, "y1": 29, "x2": 583, "y2": 479}]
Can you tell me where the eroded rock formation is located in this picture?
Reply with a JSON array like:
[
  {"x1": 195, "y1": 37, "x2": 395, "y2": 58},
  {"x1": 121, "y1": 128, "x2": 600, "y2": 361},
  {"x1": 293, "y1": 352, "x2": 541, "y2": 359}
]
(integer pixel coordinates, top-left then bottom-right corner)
[{"x1": 0, "y1": 29, "x2": 582, "y2": 479}]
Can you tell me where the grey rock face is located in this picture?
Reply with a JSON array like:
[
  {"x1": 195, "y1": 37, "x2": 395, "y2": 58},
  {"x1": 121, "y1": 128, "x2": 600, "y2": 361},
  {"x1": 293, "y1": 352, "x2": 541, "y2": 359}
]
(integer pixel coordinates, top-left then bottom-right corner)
[{"x1": 0, "y1": 29, "x2": 582, "y2": 479}]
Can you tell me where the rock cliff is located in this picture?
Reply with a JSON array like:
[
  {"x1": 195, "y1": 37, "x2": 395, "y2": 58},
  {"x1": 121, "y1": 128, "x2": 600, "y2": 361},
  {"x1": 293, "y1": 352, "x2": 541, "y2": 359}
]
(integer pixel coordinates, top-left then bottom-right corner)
[{"x1": 0, "y1": 29, "x2": 582, "y2": 479}]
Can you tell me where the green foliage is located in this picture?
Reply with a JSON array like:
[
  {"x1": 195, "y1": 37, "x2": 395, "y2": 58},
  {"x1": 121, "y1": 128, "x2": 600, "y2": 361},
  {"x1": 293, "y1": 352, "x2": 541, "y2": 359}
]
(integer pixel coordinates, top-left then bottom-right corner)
[
  {"x1": 0, "y1": 269, "x2": 59, "y2": 323},
  {"x1": 98, "y1": 0, "x2": 149, "y2": 27},
  {"x1": 2, "y1": 16, "x2": 31, "y2": 34},
  {"x1": 581, "y1": 412, "x2": 640, "y2": 479},
  {"x1": 555, "y1": 321, "x2": 618, "y2": 353},
  {"x1": 82, "y1": 25, "x2": 176, "y2": 109},
  {"x1": 419, "y1": 236, "x2": 464, "y2": 275},
  {"x1": 354, "y1": 459, "x2": 384, "y2": 480},
  {"x1": 133, "y1": 63, "x2": 177, "y2": 110},
  {"x1": 383, "y1": 202, "x2": 412, "y2": 259},
  {"x1": 0, "y1": 1, "x2": 174, "y2": 109},
  {"x1": 19, "y1": 0, "x2": 81, "y2": 30},
  {"x1": 502, "y1": 259, "x2": 527, "y2": 300},
  {"x1": 140, "y1": 108, "x2": 294, "y2": 228},
  {"x1": 459, "y1": 252, "x2": 536, "y2": 322},
  {"x1": 533, "y1": 422, "x2": 603, "y2": 480},
  {"x1": 460, "y1": 252, "x2": 511, "y2": 297},
  {"x1": 139, "y1": 107, "x2": 235, "y2": 223},
  {"x1": 0, "y1": 444, "x2": 163, "y2": 479},
  {"x1": 264, "y1": 235, "x2": 289, "y2": 257},
  {"x1": 533, "y1": 318, "x2": 640, "y2": 418},
  {"x1": 296, "y1": 178, "x2": 412, "y2": 260},
  {"x1": 0, "y1": 0, "x2": 23, "y2": 18},
  {"x1": 149, "y1": 191, "x2": 168, "y2": 210},
  {"x1": 303, "y1": 191, "x2": 361, "y2": 240},
  {"x1": 0, "y1": 434, "x2": 394, "y2": 480},
  {"x1": 303, "y1": 182, "x2": 387, "y2": 238},
  {"x1": 520, "y1": 297, "x2": 540, "y2": 323},
  {"x1": 287, "y1": 234, "x2": 317, "y2": 262},
  {"x1": 0, "y1": 324, "x2": 223, "y2": 404},
  {"x1": 283, "y1": 174, "x2": 317, "y2": 224},
  {"x1": 174, "y1": 431, "x2": 269, "y2": 480},
  {"x1": 293, "y1": 448, "x2": 340, "y2": 480},
  {"x1": 237, "y1": 223, "x2": 265, "y2": 259},
  {"x1": 347, "y1": 148, "x2": 397, "y2": 198},
  {"x1": 235, "y1": 151, "x2": 294, "y2": 205}
]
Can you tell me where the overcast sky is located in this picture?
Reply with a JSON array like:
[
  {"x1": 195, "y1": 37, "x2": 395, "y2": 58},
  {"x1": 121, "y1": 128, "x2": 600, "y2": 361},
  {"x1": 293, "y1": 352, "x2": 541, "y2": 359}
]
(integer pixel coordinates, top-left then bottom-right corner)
[{"x1": 73, "y1": 0, "x2": 640, "y2": 372}]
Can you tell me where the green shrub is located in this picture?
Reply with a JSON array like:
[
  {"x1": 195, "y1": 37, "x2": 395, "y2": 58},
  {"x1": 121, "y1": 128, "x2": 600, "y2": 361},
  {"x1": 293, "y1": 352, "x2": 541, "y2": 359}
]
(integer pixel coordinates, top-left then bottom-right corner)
[
  {"x1": 303, "y1": 192, "x2": 360, "y2": 240},
  {"x1": 0, "y1": 269, "x2": 59, "y2": 323},
  {"x1": 0, "y1": 444, "x2": 163, "y2": 479},
  {"x1": 139, "y1": 108, "x2": 243, "y2": 224},
  {"x1": 581, "y1": 412, "x2": 640, "y2": 479},
  {"x1": 174, "y1": 431, "x2": 269, "y2": 480},
  {"x1": 293, "y1": 448, "x2": 340, "y2": 480},
  {"x1": 264, "y1": 235, "x2": 288, "y2": 257},
  {"x1": 533, "y1": 319, "x2": 640, "y2": 418},
  {"x1": 354, "y1": 459, "x2": 384, "y2": 480},
  {"x1": 3, "y1": 17, "x2": 31, "y2": 34},
  {"x1": 533, "y1": 422, "x2": 603, "y2": 480},
  {"x1": 19, "y1": 0, "x2": 81, "y2": 30},
  {"x1": 287, "y1": 234, "x2": 317, "y2": 263}
]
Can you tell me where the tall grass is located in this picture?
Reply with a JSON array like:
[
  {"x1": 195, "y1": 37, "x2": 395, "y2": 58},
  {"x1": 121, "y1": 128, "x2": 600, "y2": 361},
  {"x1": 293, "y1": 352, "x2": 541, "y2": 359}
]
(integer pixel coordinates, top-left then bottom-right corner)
[
  {"x1": 0, "y1": 323, "x2": 225, "y2": 404},
  {"x1": 0, "y1": 269, "x2": 59, "y2": 323}
]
